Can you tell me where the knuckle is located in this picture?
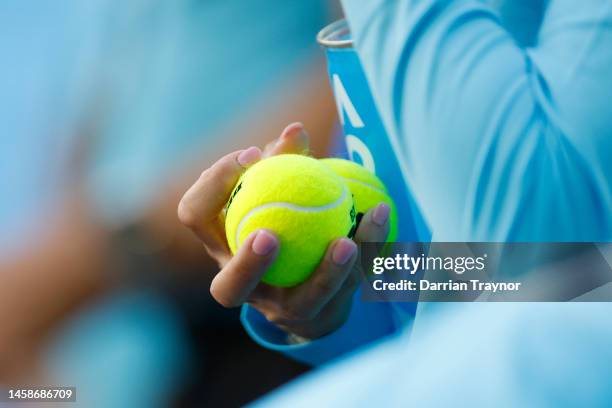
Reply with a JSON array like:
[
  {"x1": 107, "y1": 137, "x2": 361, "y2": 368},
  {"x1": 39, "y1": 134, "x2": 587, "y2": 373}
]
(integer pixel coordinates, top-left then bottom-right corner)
[
  {"x1": 210, "y1": 285, "x2": 239, "y2": 308},
  {"x1": 195, "y1": 166, "x2": 221, "y2": 189},
  {"x1": 177, "y1": 200, "x2": 199, "y2": 228},
  {"x1": 198, "y1": 167, "x2": 211, "y2": 180},
  {"x1": 198, "y1": 167, "x2": 217, "y2": 187}
]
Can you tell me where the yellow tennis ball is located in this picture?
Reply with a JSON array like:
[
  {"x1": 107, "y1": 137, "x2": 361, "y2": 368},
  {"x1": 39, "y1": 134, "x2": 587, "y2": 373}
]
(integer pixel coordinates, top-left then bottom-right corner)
[
  {"x1": 320, "y1": 158, "x2": 398, "y2": 242},
  {"x1": 225, "y1": 154, "x2": 357, "y2": 287}
]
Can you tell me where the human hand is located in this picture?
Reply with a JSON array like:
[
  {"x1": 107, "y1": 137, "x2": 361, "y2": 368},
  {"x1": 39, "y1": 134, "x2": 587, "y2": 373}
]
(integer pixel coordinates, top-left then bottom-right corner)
[{"x1": 178, "y1": 123, "x2": 390, "y2": 340}]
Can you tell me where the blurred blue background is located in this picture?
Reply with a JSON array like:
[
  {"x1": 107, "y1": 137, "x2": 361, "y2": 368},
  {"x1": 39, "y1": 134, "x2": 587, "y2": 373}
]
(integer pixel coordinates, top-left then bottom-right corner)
[{"x1": 0, "y1": 1, "x2": 339, "y2": 406}]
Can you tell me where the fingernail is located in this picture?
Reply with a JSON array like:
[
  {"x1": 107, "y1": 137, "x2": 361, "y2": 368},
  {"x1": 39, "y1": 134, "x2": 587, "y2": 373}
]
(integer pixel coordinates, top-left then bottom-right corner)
[
  {"x1": 372, "y1": 203, "x2": 390, "y2": 227},
  {"x1": 332, "y1": 239, "x2": 357, "y2": 266},
  {"x1": 280, "y1": 122, "x2": 305, "y2": 140},
  {"x1": 284, "y1": 122, "x2": 304, "y2": 134},
  {"x1": 252, "y1": 230, "x2": 278, "y2": 256},
  {"x1": 238, "y1": 147, "x2": 261, "y2": 168}
]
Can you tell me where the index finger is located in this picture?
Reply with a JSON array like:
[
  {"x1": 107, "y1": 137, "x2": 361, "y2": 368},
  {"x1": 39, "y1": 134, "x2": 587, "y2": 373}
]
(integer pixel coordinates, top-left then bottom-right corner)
[{"x1": 178, "y1": 147, "x2": 261, "y2": 247}]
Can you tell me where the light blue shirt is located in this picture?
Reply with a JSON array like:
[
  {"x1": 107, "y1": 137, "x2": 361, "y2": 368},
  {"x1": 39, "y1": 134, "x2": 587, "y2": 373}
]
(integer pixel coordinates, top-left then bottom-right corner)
[
  {"x1": 243, "y1": 0, "x2": 612, "y2": 402},
  {"x1": 345, "y1": 0, "x2": 611, "y2": 242},
  {"x1": 254, "y1": 303, "x2": 612, "y2": 407}
]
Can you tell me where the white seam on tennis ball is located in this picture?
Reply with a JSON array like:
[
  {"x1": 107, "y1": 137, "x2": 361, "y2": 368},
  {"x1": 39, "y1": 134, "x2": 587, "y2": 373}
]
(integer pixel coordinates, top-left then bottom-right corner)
[
  {"x1": 235, "y1": 186, "x2": 349, "y2": 249},
  {"x1": 341, "y1": 177, "x2": 387, "y2": 195}
]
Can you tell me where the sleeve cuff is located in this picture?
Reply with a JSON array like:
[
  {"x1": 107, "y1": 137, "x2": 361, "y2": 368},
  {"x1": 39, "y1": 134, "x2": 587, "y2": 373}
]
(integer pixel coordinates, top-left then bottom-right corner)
[{"x1": 241, "y1": 292, "x2": 401, "y2": 366}]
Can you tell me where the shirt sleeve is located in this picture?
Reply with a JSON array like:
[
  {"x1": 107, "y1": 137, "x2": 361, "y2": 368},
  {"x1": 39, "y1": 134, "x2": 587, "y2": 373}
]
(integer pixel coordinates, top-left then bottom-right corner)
[
  {"x1": 241, "y1": 291, "x2": 409, "y2": 366},
  {"x1": 252, "y1": 303, "x2": 612, "y2": 407},
  {"x1": 341, "y1": 0, "x2": 612, "y2": 242}
]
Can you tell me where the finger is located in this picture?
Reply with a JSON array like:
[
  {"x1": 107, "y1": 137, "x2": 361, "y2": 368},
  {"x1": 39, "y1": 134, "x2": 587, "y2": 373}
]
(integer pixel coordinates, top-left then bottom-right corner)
[
  {"x1": 354, "y1": 203, "x2": 391, "y2": 243},
  {"x1": 286, "y1": 238, "x2": 358, "y2": 319},
  {"x1": 178, "y1": 147, "x2": 261, "y2": 251},
  {"x1": 263, "y1": 122, "x2": 310, "y2": 157},
  {"x1": 340, "y1": 255, "x2": 364, "y2": 294},
  {"x1": 272, "y1": 279, "x2": 358, "y2": 340},
  {"x1": 315, "y1": 277, "x2": 358, "y2": 328},
  {"x1": 210, "y1": 229, "x2": 279, "y2": 308}
]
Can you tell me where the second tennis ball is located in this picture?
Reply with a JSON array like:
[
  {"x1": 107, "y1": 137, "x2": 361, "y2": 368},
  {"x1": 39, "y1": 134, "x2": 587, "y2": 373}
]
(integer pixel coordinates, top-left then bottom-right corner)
[
  {"x1": 225, "y1": 154, "x2": 357, "y2": 287},
  {"x1": 320, "y1": 158, "x2": 398, "y2": 242}
]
